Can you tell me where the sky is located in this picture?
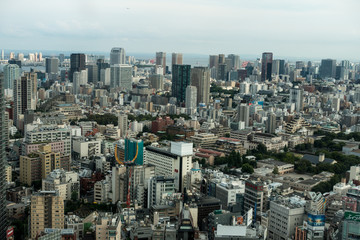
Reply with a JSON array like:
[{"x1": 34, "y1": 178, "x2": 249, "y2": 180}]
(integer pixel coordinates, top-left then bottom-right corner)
[{"x1": 1, "y1": 0, "x2": 360, "y2": 60}]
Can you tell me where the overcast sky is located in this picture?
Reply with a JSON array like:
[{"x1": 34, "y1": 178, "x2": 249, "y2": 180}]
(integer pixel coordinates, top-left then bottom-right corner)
[{"x1": 1, "y1": 0, "x2": 359, "y2": 60}]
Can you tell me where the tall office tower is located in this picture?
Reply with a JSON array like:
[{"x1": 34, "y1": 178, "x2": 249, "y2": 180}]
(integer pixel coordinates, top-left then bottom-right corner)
[
  {"x1": 217, "y1": 64, "x2": 227, "y2": 80},
  {"x1": 227, "y1": 54, "x2": 240, "y2": 70},
  {"x1": 30, "y1": 191, "x2": 64, "y2": 239},
  {"x1": 261, "y1": 52, "x2": 273, "y2": 81},
  {"x1": 69, "y1": 53, "x2": 86, "y2": 81},
  {"x1": 272, "y1": 60, "x2": 280, "y2": 75},
  {"x1": 0, "y1": 74, "x2": 7, "y2": 240},
  {"x1": 35, "y1": 52, "x2": 38, "y2": 62},
  {"x1": 25, "y1": 72, "x2": 38, "y2": 109},
  {"x1": 296, "y1": 61, "x2": 305, "y2": 69},
  {"x1": 38, "y1": 52, "x2": 42, "y2": 62},
  {"x1": 185, "y1": 85, "x2": 197, "y2": 110},
  {"x1": 45, "y1": 57, "x2": 59, "y2": 74},
  {"x1": 266, "y1": 113, "x2": 276, "y2": 134},
  {"x1": 320, "y1": 59, "x2": 336, "y2": 79},
  {"x1": 97, "y1": 59, "x2": 110, "y2": 80},
  {"x1": 3, "y1": 64, "x2": 20, "y2": 89},
  {"x1": 218, "y1": 54, "x2": 225, "y2": 64},
  {"x1": 1, "y1": 49, "x2": 4, "y2": 60},
  {"x1": 236, "y1": 103, "x2": 250, "y2": 127},
  {"x1": 72, "y1": 70, "x2": 88, "y2": 94},
  {"x1": 279, "y1": 60, "x2": 285, "y2": 75},
  {"x1": 172, "y1": 64, "x2": 191, "y2": 104},
  {"x1": 8, "y1": 59, "x2": 21, "y2": 68},
  {"x1": 172, "y1": 53, "x2": 183, "y2": 66},
  {"x1": 209, "y1": 55, "x2": 219, "y2": 68},
  {"x1": 86, "y1": 64, "x2": 98, "y2": 83},
  {"x1": 191, "y1": 67, "x2": 210, "y2": 105},
  {"x1": 100, "y1": 68, "x2": 110, "y2": 86},
  {"x1": 118, "y1": 113, "x2": 128, "y2": 137},
  {"x1": 9, "y1": 52, "x2": 15, "y2": 59},
  {"x1": 156, "y1": 52, "x2": 166, "y2": 75},
  {"x1": 110, "y1": 64, "x2": 132, "y2": 90},
  {"x1": 341, "y1": 60, "x2": 350, "y2": 69},
  {"x1": 110, "y1": 47, "x2": 126, "y2": 65},
  {"x1": 17, "y1": 53, "x2": 24, "y2": 61},
  {"x1": 289, "y1": 87, "x2": 304, "y2": 112},
  {"x1": 59, "y1": 54, "x2": 65, "y2": 63},
  {"x1": 149, "y1": 74, "x2": 164, "y2": 90},
  {"x1": 14, "y1": 76, "x2": 35, "y2": 128}
]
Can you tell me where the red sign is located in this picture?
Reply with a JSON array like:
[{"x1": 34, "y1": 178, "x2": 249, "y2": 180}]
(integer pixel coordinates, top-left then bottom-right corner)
[{"x1": 7, "y1": 227, "x2": 14, "y2": 237}]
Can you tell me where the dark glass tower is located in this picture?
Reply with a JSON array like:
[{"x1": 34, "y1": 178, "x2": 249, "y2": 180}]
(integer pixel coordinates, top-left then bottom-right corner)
[
  {"x1": 69, "y1": 53, "x2": 86, "y2": 81},
  {"x1": 261, "y1": 52, "x2": 273, "y2": 81},
  {"x1": 0, "y1": 73, "x2": 8, "y2": 239},
  {"x1": 172, "y1": 64, "x2": 191, "y2": 104}
]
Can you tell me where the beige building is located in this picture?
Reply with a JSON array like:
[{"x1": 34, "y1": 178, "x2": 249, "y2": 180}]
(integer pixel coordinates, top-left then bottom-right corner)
[
  {"x1": 5, "y1": 164, "x2": 12, "y2": 183},
  {"x1": 95, "y1": 213, "x2": 122, "y2": 240},
  {"x1": 20, "y1": 144, "x2": 62, "y2": 186},
  {"x1": 30, "y1": 191, "x2": 64, "y2": 239},
  {"x1": 189, "y1": 133, "x2": 218, "y2": 148}
]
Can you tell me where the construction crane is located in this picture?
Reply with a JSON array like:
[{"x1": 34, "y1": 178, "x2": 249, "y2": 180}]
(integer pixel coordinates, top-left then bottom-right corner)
[{"x1": 114, "y1": 123, "x2": 139, "y2": 208}]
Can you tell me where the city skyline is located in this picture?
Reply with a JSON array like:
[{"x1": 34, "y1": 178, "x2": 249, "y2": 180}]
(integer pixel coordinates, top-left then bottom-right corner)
[{"x1": 1, "y1": 0, "x2": 359, "y2": 60}]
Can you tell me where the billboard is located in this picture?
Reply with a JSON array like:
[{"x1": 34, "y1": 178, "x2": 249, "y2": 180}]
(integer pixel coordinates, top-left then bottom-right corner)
[
  {"x1": 247, "y1": 208, "x2": 253, "y2": 226},
  {"x1": 307, "y1": 214, "x2": 325, "y2": 226},
  {"x1": 344, "y1": 211, "x2": 360, "y2": 222}
]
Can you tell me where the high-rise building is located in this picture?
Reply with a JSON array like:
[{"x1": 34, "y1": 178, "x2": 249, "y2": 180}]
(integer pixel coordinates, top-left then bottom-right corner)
[
  {"x1": 3, "y1": 64, "x2": 20, "y2": 89},
  {"x1": 266, "y1": 113, "x2": 276, "y2": 134},
  {"x1": 261, "y1": 52, "x2": 273, "y2": 81},
  {"x1": 172, "y1": 53, "x2": 183, "y2": 67},
  {"x1": 144, "y1": 142, "x2": 192, "y2": 192},
  {"x1": 149, "y1": 74, "x2": 164, "y2": 91},
  {"x1": 1, "y1": 49, "x2": 4, "y2": 60},
  {"x1": 227, "y1": 54, "x2": 240, "y2": 70},
  {"x1": 69, "y1": 53, "x2": 86, "y2": 81},
  {"x1": 156, "y1": 52, "x2": 166, "y2": 75},
  {"x1": 45, "y1": 57, "x2": 59, "y2": 74},
  {"x1": 8, "y1": 59, "x2": 21, "y2": 68},
  {"x1": 110, "y1": 47, "x2": 126, "y2": 65},
  {"x1": 244, "y1": 179, "x2": 266, "y2": 217},
  {"x1": 272, "y1": 59, "x2": 280, "y2": 75},
  {"x1": 279, "y1": 59, "x2": 285, "y2": 75},
  {"x1": 185, "y1": 85, "x2": 197, "y2": 110},
  {"x1": 172, "y1": 64, "x2": 191, "y2": 104},
  {"x1": 59, "y1": 54, "x2": 65, "y2": 63},
  {"x1": 13, "y1": 75, "x2": 36, "y2": 128},
  {"x1": 320, "y1": 59, "x2": 336, "y2": 79},
  {"x1": 218, "y1": 54, "x2": 225, "y2": 64},
  {"x1": 110, "y1": 64, "x2": 132, "y2": 90},
  {"x1": 118, "y1": 113, "x2": 128, "y2": 137},
  {"x1": 236, "y1": 103, "x2": 250, "y2": 127},
  {"x1": 30, "y1": 191, "x2": 64, "y2": 239},
  {"x1": 0, "y1": 73, "x2": 8, "y2": 239},
  {"x1": 191, "y1": 67, "x2": 210, "y2": 105},
  {"x1": 209, "y1": 55, "x2": 219, "y2": 69},
  {"x1": 289, "y1": 87, "x2": 304, "y2": 112},
  {"x1": 86, "y1": 63, "x2": 98, "y2": 83}
]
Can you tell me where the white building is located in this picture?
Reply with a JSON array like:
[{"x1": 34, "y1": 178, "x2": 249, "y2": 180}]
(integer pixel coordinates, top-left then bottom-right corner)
[
  {"x1": 148, "y1": 176, "x2": 176, "y2": 208},
  {"x1": 185, "y1": 85, "x2": 197, "y2": 112},
  {"x1": 95, "y1": 213, "x2": 122, "y2": 240},
  {"x1": 42, "y1": 169, "x2": 80, "y2": 201},
  {"x1": 72, "y1": 137, "x2": 101, "y2": 159},
  {"x1": 110, "y1": 64, "x2": 132, "y2": 90},
  {"x1": 144, "y1": 142, "x2": 193, "y2": 192}
]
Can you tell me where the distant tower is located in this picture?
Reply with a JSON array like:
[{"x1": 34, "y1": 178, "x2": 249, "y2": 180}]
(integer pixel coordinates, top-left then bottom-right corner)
[
  {"x1": 320, "y1": 59, "x2": 336, "y2": 79},
  {"x1": 45, "y1": 58, "x2": 59, "y2": 74},
  {"x1": 156, "y1": 52, "x2": 166, "y2": 75},
  {"x1": 266, "y1": 113, "x2": 276, "y2": 134},
  {"x1": 172, "y1": 64, "x2": 191, "y2": 104},
  {"x1": 149, "y1": 74, "x2": 164, "y2": 91},
  {"x1": 0, "y1": 73, "x2": 8, "y2": 239},
  {"x1": 191, "y1": 67, "x2": 210, "y2": 106},
  {"x1": 261, "y1": 52, "x2": 273, "y2": 81},
  {"x1": 118, "y1": 113, "x2": 128, "y2": 137},
  {"x1": 185, "y1": 85, "x2": 197, "y2": 110},
  {"x1": 209, "y1": 55, "x2": 219, "y2": 69},
  {"x1": 59, "y1": 54, "x2": 65, "y2": 63},
  {"x1": 3, "y1": 64, "x2": 20, "y2": 89},
  {"x1": 1, "y1": 49, "x2": 4, "y2": 60},
  {"x1": 70, "y1": 53, "x2": 86, "y2": 81},
  {"x1": 110, "y1": 48, "x2": 126, "y2": 65},
  {"x1": 237, "y1": 103, "x2": 250, "y2": 127},
  {"x1": 110, "y1": 64, "x2": 132, "y2": 90},
  {"x1": 172, "y1": 53, "x2": 183, "y2": 67},
  {"x1": 227, "y1": 54, "x2": 240, "y2": 70},
  {"x1": 289, "y1": 87, "x2": 304, "y2": 112}
]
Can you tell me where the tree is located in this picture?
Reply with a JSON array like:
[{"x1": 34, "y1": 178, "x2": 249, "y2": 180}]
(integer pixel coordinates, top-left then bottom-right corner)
[
  {"x1": 71, "y1": 191, "x2": 78, "y2": 202},
  {"x1": 283, "y1": 146, "x2": 289, "y2": 152},
  {"x1": 225, "y1": 133, "x2": 230, "y2": 138},
  {"x1": 256, "y1": 143, "x2": 267, "y2": 154},
  {"x1": 242, "y1": 163, "x2": 254, "y2": 174},
  {"x1": 272, "y1": 166, "x2": 279, "y2": 175}
]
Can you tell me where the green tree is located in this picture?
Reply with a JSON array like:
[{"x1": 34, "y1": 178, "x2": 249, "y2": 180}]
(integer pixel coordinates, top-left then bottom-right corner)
[
  {"x1": 272, "y1": 166, "x2": 279, "y2": 175},
  {"x1": 242, "y1": 163, "x2": 254, "y2": 174},
  {"x1": 71, "y1": 191, "x2": 78, "y2": 202}
]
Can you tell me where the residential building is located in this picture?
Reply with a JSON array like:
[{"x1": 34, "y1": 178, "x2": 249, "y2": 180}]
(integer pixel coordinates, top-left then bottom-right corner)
[
  {"x1": 95, "y1": 213, "x2": 122, "y2": 240},
  {"x1": 0, "y1": 73, "x2": 7, "y2": 239},
  {"x1": 3, "y1": 64, "x2": 20, "y2": 89},
  {"x1": 191, "y1": 67, "x2": 211, "y2": 105},
  {"x1": 156, "y1": 52, "x2": 166, "y2": 75},
  {"x1": 45, "y1": 58, "x2": 59, "y2": 74},
  {"x1": 172, "y1": 64, "x2": 191, "y2": 104},
  {"x1": 72, "y1": 137, "x2": 101, "y2": 159},
  {"x1": 148, "y1": 176, "x2": 176, "y2": 208}
]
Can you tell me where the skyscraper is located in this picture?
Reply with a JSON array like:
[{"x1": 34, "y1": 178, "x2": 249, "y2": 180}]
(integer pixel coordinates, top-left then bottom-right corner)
[
  {"x1": 279, "y1": 59, "x2": 285, "y2": 75},
  {"x1": 266, "y1": 113, "x2": 276, "y2": 134},
  {"x1": 149, "y1": 74, "x2": 164, "y2": 91},
  {"x1": 110, "y1": 64, "x2": 132, "y2": 90},
  {"x1": 172, "y1": 53, "x2": 183, "y2": 67},
  {"x1": 110, "y1": 47, "x2": 126, "y2": 65},
  {"x1": 59, "y1": 54, "x2": 65, "y2": 63},
  {"x1": 3, "y1": 64, "x2": 20, "y2": 89},
  {"x1": 289, "y1": 87, "x2": 304, "y2": 112},
  {"x1": 86, "y1": 63, "x2": 98, "y2": 83},
  {"x1": 185, "y1": 85, "x2": 197, "y2": 110},
  {"x1": 209, "y1": 55, "x2": 219, "y2": 69},
  {"x1": 227, "y1": 54, "x2": 240, "y2": 70},
  {"x1": 0, "y1": 73, "x2": 8, "y2": 239},
  {"x1": 191, "y1": 67, "x2": 210, "y2": 105},
  {"x1": 320, "y1": 59, "x2": 336, "y2": 79},
  {"x1": 156, "y1": 52, "x2": 166, "y2": 75},
  {"x1": 118, "y1": 113, "x2": 128, "y2": 137},
  {"x1": 236, "y1": 103, "x2": 250, "y2": 127},
  {"x1": 1, "y1": 49, "x2": 4, "y2": 60},
  {"x1": 261, "y1": 52, "x2": 273, "y2": 81},
  {"x1": 69, "y1": 53, "x2": 86, "y2": 81},
  {"x1": 172, "y1": 64, "x2": 191, "y2": 104},
  {"x1": 14, "y1": 75, "x2": 36, "y2": 128},
  {"x1": 45, "y1": 57, "x2": 59, "y2": 74}
]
